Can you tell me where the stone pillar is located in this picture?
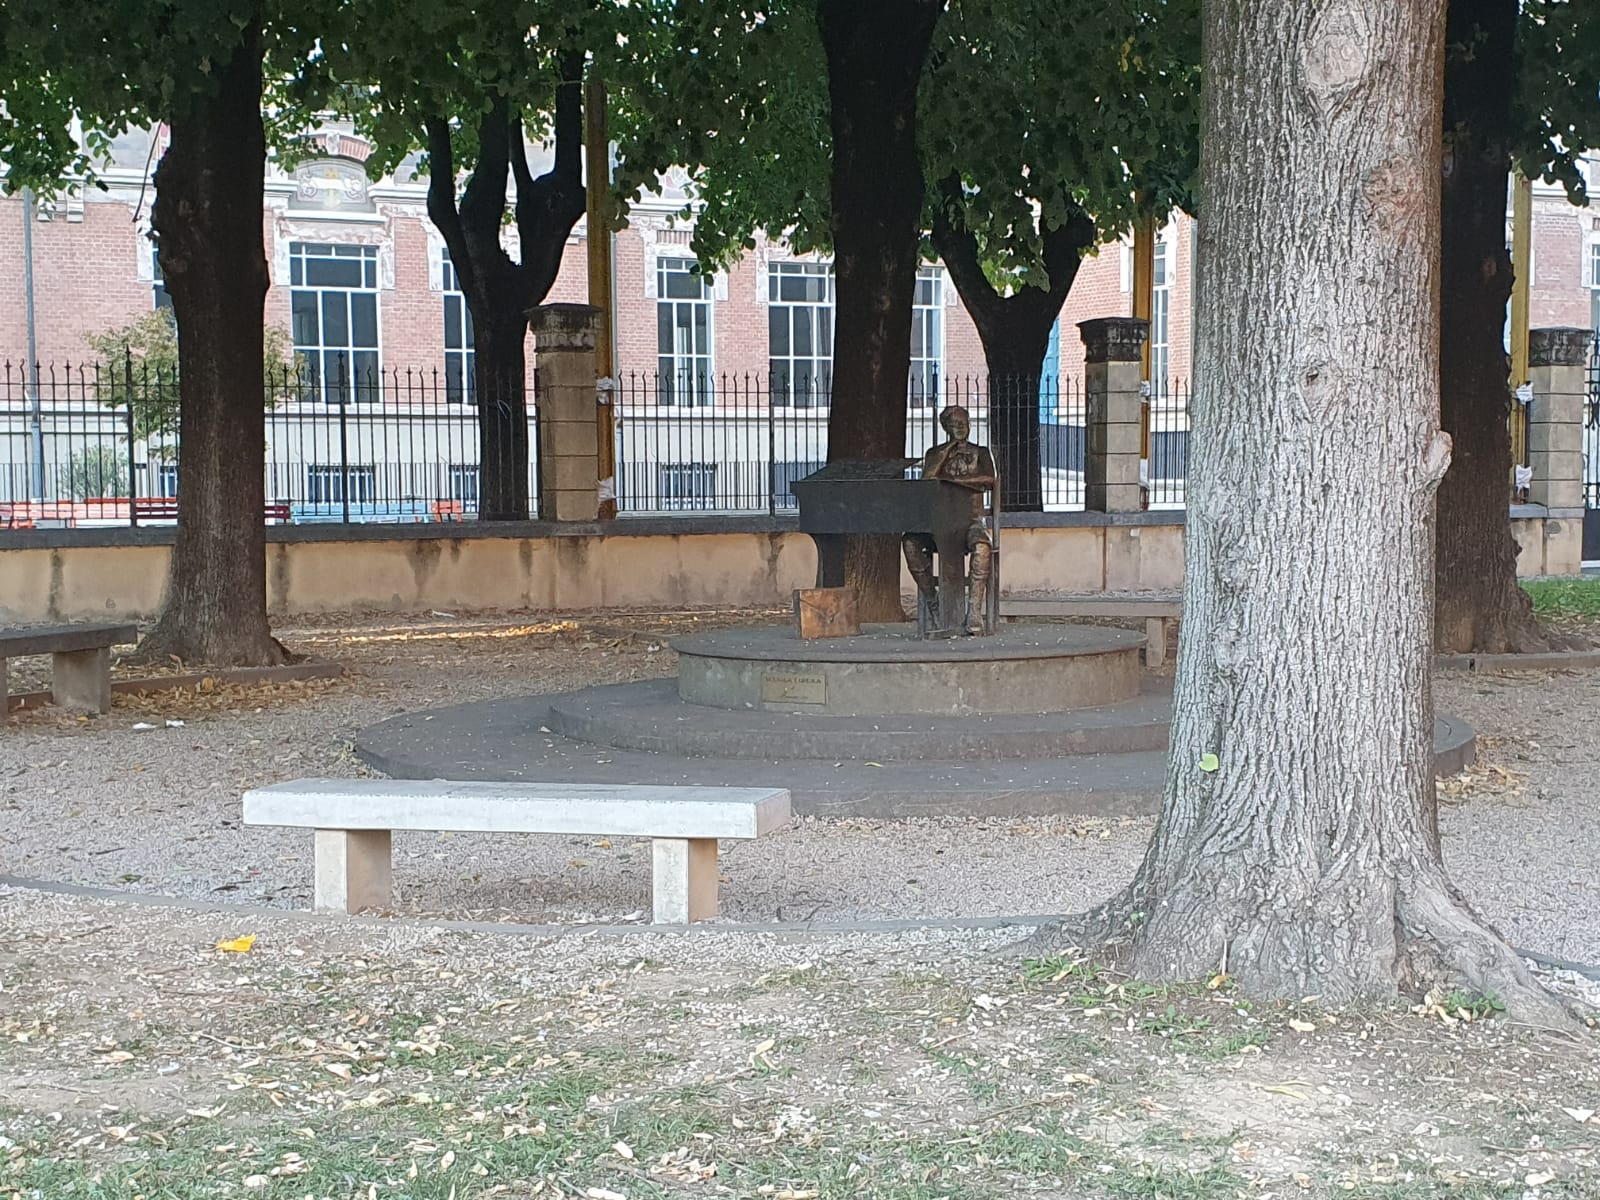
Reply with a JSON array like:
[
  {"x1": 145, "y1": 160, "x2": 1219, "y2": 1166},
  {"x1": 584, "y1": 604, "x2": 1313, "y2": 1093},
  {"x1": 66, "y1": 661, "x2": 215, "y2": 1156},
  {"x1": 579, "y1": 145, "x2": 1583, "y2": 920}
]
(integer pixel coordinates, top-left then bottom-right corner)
[
  {"x1": 1525, "y1": 327, "x2": 1589, "y2": 512},
  {"x1": 528, "y1": 303, "x2": 602, "y2": 522},
  {"x1": 1079, "y1": 317, "x2": 1149, "y2": 513}
]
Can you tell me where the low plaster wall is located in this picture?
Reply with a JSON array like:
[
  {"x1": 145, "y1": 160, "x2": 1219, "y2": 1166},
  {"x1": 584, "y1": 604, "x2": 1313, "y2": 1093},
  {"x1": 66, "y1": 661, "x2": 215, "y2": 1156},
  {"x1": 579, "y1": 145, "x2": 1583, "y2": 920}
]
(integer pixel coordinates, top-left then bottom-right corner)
[{"x1": 0, "y1": 507, "x2": 1577, "y2": 624}]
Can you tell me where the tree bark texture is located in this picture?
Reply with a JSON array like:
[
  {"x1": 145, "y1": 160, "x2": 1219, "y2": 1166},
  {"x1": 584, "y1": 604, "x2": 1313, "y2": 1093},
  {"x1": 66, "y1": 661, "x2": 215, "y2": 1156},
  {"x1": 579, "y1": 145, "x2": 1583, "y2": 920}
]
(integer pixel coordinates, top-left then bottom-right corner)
[
  {"x1": 141, "y1": 19, "x2": 286, "y2": 668},
  {"x1": 1027, "y1": 0, "x2": 1567, "y2": 1022},
  {"x1": 932, "y1": 184, "x2": 1097, "y2": 510},
  {"x1": 426, "y1": 55, "x2": 586, "y2": 522},
  {"x1": 1434, "y1": 0, "x2": 1549, "y2": 653},
  {"x1": 818, "y1": 0, "x2": 942, "y2": 619}
]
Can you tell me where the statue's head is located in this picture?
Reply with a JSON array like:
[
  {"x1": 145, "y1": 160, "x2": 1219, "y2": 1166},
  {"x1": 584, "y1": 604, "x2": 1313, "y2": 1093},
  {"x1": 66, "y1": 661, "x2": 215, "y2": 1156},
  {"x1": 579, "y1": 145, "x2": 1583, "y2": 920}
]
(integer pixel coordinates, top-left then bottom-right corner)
[{"x1": 939, "y1": 406, "x2": 971, "y2": 440}]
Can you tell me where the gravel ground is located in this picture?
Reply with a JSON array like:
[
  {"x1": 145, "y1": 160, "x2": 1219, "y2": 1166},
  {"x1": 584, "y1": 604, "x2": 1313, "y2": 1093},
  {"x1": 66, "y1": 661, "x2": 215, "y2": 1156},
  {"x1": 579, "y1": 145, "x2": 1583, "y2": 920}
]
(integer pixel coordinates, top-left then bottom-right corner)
[{"x1": 2, "y1": 610, "x2": 1598, "y2": 965}]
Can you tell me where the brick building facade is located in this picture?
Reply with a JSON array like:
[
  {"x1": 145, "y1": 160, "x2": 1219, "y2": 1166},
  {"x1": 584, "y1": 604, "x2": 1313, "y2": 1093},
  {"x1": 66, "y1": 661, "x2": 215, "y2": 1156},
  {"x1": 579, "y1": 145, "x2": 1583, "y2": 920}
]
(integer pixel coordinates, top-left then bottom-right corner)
[{"x1": 3, "y1": 124, "x2": 1595, "y2": 517}]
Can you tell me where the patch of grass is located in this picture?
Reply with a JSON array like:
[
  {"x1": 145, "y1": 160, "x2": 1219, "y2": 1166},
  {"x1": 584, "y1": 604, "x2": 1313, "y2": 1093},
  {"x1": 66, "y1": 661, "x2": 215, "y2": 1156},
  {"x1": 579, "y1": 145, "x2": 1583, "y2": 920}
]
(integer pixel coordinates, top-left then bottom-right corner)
[
  {"x1": 1196, "y1": 1026, "x2": 1270, "y2": 1059},
  {"x1": 1138, "y1": 1003, "x2": 1212, "y2": 1039},
  {"x1": 931, "y1": 1049, "x2": 1003, "y2": 1100},
  {"x1": 1441, "y1": 990, "x2": 1507, "y2": 1021},
  {"x1": 1099, "y1": 1161, "x2": 1249, "y2": 1198},
  {"x1": 1022, "y1": 955, "x2": 1107, "y2": 986},
  {"x1": 1523, "y1": 577, "x2": 1600, "y2": 617}
]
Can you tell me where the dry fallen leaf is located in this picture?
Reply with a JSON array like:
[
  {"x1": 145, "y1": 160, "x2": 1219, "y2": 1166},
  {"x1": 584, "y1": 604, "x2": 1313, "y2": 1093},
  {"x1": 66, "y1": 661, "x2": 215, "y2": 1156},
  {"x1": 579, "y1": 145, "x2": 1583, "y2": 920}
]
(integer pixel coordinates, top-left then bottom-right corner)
[
  {"x1": 215, "y1": 935, "x2": 257, "y2": 954},
  {"x1": 1562, "y1": 1107, "x2": 1595, "y2": 1124},
  {"x1": 613, "y1": 1140, "x2": 634, "y2": 1160},
  {"x1": 1287, "y1": 1018, "x2": 1316, "y2": 1033},
  {"x1": 323, "y1": 1062, "x2": 353, "y2": 1080}
]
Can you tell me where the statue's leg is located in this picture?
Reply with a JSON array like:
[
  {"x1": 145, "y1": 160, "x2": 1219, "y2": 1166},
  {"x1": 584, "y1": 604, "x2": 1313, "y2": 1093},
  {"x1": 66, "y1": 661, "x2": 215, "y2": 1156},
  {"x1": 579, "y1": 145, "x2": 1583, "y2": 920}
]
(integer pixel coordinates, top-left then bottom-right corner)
[
  {"x1": 964, "y1": 526, "x2": 994, "y2": 635},
  {"x1": 902, "y1": 534, "x2": 939, "y2": 622}
]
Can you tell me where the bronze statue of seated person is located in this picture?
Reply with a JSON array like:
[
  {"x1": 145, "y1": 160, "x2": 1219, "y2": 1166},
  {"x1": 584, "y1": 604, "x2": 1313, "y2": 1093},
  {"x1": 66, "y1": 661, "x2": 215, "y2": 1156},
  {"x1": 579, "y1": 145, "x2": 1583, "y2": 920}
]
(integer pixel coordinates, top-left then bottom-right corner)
[{"x1": 902, "y1": 405, "x2": 996, "y2": 635}]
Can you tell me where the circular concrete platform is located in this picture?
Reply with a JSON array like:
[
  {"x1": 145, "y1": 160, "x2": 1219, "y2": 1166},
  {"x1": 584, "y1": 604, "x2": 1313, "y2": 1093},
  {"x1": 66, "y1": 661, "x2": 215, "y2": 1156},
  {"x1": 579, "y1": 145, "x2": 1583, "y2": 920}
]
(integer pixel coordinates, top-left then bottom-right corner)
[
  {"x1": 354, "y1": 686, "x2": 1477, "y2": 819},
  {"x1": 673, "y1": 623, "x2": 1143, "y2": 716},
  {"x1": 547, "y1": 677, "x2": 1173, "y2": 760}
]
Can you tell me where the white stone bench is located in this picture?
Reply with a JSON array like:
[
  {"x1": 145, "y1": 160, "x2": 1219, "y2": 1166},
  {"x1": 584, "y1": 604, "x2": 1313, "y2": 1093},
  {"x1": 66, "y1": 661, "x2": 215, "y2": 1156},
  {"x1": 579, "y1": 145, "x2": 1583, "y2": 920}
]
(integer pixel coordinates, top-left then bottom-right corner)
[
  {"x1": 1000, "y1": 595, "x2": 1183, "y2": 666},
  {"x1": 242, "y1": 779, "x2": 792, "y2": 924},
  {"x1": 1, "y1": 622, "x2": 138, "y2": 715}
]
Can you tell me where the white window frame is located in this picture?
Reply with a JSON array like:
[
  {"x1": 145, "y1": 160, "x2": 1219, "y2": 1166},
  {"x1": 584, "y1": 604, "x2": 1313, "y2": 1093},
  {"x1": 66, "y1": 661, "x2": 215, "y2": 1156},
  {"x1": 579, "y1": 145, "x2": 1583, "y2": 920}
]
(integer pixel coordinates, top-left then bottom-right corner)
[
  {"x1": 658, "y1": 461, "x2": 719, "y2": 510},
  {"x1": 290, "y1": 242, "x2": 383, "y2": 405},
  {"x1": 441, "y1": 249, "x2": 475, "y2": 405},
  {"x1": 910, "y1": 265, "x2": 944, "y2": 407},
  {"x1": 1150, "y1": 237, "x2": 1172, "y2": 393},
  {"x1": 448, "y1": 463, "x2": 480, "y2": 508},
  {"x1": 151, "y1": 245, "x2": 171, "y2": 311},
  {"x1": 768, "y1": 261, "x2": 834, "y2": 408},
  {"x1": 306, "y1": 463, "x2": 377, "y2": 505},
  {"x1": 656, "y1": 256, "x2": 714, "y2": 407}
]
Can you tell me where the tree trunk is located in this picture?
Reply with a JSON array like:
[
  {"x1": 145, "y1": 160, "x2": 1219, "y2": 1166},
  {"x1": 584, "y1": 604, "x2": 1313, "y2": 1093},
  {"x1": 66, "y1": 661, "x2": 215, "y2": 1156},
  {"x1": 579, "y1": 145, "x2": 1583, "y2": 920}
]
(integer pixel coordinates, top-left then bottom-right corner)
[
  {"x1": 818, "y1": 0, "x2": 942, "y2": 620},
  {"x1": 932, "y1": 192, "x2": 1097, "y2": 511},
  {"x1": 1434, "y1": 0, "x2": 1550, "y2": 652},
  {"x1": 140, "y1": 19, "x2": 286, "y2": 668},
  {"x1": 425, "y1": 55, "x2": 586, "y2": 523},
  {"x1": 1023, "y1": 0, "x2": 1567, "y2": 1023},
  {"x1": 474, "y1": 309, "x2": 532, "y2": 521}
]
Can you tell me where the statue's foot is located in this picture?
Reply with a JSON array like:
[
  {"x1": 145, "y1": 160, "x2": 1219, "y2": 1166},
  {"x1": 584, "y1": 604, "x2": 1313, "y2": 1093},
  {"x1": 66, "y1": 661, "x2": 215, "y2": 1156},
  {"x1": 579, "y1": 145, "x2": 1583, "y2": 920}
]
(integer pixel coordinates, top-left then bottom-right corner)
[{"x1": 964, "y1": 616, "x2": 985, "y2": 636}]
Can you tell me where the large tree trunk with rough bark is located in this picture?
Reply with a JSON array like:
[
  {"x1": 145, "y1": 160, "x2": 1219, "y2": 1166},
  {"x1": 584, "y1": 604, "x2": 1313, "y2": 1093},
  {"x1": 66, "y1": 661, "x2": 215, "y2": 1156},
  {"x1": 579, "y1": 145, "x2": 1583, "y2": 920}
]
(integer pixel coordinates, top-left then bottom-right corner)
[
  {"x1": 1434, "y1": 0, "x2": 1550, "y2": 653},
  {"x1": 818, "y1": 0, "x2": 942, "y2": 619},
  {"x1": 425, "y1": 55, "x2": 586, "y2": 522},
  {"x1": 141, "y1": 20, "x2": 286, "y2": 668},
  {"x1": 1023, "y1": 0, "x2": 1567, "y2": 1023},
  {"x1": 933, "y1": 187, "x2": 1096, "y2": 510}
]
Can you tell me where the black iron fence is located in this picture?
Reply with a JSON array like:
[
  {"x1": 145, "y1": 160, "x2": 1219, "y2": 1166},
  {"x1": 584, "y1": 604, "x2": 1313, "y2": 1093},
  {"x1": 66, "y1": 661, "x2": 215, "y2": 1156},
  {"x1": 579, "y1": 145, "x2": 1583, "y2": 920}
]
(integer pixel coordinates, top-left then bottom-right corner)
[
  {"x1": 1, "y1": 359, "x2": 1192, "y2": 529},
  {"x1": 0, "y1": 359, "x2": 529, "y2": 528},
  {"x1": 614, "y1": 373, "x2": 1190, "y2": 514}
]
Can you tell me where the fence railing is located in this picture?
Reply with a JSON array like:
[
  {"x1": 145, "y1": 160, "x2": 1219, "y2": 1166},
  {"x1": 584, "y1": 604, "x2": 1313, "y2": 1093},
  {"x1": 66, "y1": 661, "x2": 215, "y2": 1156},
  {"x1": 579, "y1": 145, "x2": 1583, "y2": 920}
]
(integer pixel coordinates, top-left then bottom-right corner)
[
  {"x1": 1, "y1": 359, "x2": 1193, "y2": 529},
  {"x1": 614, "y1": 373, "x2": 1191, "y2": 514}
]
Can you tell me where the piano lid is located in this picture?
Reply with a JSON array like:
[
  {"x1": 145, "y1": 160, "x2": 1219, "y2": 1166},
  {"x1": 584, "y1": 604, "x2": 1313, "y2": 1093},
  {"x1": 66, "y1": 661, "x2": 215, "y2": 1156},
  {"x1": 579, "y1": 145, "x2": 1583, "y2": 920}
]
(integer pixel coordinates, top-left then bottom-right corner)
[{"x1": 795, "y1": 458, "x2": 919, "y2": 483}]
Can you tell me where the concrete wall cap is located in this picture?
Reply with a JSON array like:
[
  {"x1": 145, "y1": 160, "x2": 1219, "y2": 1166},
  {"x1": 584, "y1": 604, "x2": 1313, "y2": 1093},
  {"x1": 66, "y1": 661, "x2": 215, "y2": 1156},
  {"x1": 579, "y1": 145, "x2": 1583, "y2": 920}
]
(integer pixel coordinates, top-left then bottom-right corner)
[
  {"x1": 1529, "y1": 326, "x2": 1593, "y2": 368},
  {"x1": 527, "y1": 303, "x2": 602, "y2": 350},
  {"x1": 1078, "y1": 317, "x2": 1150, "y2": 364}
]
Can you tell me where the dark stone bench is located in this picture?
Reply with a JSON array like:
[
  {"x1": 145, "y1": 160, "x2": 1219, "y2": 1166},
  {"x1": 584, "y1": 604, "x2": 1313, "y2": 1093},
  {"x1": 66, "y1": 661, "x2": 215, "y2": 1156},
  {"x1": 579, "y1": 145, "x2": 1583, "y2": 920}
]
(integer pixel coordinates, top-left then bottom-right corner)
[{"x1": 0, "y1": 622, "x2": 138, "y2": 715}]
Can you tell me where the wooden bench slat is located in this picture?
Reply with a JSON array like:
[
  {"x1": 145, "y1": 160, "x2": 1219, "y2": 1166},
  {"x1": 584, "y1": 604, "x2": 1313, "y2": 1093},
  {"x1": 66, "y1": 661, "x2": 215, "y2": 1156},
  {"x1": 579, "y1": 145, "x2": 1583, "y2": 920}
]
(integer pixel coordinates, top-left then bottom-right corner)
[
  {"x1": 0, "y1": 622, "x2": 140, "y2": 657},
  {"x1": 243, "y1": 779, "x2": 791, "y2": 840}
]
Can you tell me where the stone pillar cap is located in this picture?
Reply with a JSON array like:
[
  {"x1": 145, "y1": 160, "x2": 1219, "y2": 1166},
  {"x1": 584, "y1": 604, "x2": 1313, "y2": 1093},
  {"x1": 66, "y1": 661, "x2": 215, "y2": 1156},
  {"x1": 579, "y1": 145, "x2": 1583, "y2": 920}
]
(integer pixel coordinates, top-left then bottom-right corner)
[
  {"x1": 528, "y1": 303, "x2": 601, "y2": 349},
  {"x1": 1529, "y1": 327, "x2": 1593, "y2": 368},
  {"x1": 1078, "y1": 317, "x2": 1150, "y2": 363}
]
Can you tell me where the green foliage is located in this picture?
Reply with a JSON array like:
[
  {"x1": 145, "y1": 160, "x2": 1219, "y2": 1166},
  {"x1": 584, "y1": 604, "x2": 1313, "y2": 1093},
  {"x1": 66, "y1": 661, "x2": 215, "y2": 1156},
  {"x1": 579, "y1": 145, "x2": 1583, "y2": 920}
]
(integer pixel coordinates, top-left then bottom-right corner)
[
  {"x1": 1521, "y1": 578, "x2": 1600, "y2": 616},
  {"x1": 0, "y1": 1, "x2": 335, "y2": 197},
  {"x1": 922, "y1": 0, "x2": 1201, "y2": 291},
  {"x1": 83, "y1": 308, "x2": 296, "y2": 440},
  {"x1": 1516, "y1": 0, "x2": 1600, "y2": 199},
  {"x1": 64, "y1": 445, "x2": 129, "y2": 500}
]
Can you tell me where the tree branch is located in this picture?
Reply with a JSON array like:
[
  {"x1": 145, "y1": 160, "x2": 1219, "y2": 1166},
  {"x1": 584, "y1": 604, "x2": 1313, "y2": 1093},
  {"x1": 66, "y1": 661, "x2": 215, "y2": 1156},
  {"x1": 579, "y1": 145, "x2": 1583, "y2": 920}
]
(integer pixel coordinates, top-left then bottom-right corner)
[
  {"x1": 424, "y1": 115, "x2": 474, "y2": 294},
  {"x1": 514, "y1": 49, "x2": 589, "y2": 307},
  {"x1": 929, "y1": 174, "x2": 1007, "y2": 331}
]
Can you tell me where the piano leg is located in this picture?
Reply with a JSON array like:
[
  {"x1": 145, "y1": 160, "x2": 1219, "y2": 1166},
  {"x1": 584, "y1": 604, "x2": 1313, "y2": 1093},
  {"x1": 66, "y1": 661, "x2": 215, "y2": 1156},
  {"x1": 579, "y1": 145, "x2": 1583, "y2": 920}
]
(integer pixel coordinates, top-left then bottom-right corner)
[
  {"x1": 812, "y1": 534, "x2": 847, "y2": 589},
  {"x1": 934, "y1": 533, "x2": 967, "y2": 635}
]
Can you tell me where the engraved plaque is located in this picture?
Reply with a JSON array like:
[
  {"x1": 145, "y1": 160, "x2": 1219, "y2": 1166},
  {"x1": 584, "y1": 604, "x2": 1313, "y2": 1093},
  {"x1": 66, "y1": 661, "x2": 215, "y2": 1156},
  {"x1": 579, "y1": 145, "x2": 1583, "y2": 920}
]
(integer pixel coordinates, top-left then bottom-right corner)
[{"x1": 761, "y1": 671, "x2": 827, "y2": 706}]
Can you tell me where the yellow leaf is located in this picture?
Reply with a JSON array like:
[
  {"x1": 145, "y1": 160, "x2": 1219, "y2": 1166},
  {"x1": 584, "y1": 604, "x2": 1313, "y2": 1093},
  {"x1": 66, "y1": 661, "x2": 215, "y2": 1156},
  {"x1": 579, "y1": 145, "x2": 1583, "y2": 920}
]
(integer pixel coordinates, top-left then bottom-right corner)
[{"x1": 215, "y1": 935, "x2": 256, "y2": 954}]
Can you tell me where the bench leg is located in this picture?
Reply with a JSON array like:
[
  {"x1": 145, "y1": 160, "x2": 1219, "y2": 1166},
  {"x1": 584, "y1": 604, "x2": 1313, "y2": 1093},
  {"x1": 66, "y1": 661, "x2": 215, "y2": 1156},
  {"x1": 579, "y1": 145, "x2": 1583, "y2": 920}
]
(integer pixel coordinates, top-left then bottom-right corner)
[
  {"x1": 651, "y1": 838, "x2": 718, "y2": 924},
  {"x1": 52, "y1": 646, "x2": 112, "y2": 712},
  {"x1": 1144, "y1": 617, "x2": 1167, "y2": 668},
  {"x1": 314, "y1": 829, "x2": 392, "y2": 914}
]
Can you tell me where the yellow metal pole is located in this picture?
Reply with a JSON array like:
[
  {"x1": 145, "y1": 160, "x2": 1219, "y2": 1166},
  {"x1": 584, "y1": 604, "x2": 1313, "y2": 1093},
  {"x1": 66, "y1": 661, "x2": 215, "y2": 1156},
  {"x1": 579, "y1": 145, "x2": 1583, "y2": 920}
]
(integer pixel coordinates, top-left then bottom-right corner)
[
  {"x1": 1132, "y1": 217, "x2": 1155, "y2": 459},
  {"x1": 586, "y1": 71, "x2": 617, "y2": 520},
  {"x1": 1509, "y1": 174, "x2": 1532, "y2": 479}
]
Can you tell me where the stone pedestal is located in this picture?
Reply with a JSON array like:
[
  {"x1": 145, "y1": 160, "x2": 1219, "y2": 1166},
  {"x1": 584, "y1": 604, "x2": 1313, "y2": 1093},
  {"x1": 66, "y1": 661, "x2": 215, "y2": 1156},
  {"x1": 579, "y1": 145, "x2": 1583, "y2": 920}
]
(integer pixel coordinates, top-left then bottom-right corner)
[
  {"x1": 1526, "y1": 327, "x2": 1589, "y2": 513},
  {"x1": 529, "y1": 303, "x2": 602, "y2": 522},
  {"x1": 1079, "y1": 317, "x2": 1149, "y2": 513}
]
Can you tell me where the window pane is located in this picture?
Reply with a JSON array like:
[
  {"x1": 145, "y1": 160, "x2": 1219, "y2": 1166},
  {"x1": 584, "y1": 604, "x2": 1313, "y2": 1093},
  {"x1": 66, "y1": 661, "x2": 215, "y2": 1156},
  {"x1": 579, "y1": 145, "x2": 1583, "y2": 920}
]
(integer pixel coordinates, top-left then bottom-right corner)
[
  {"x1": 444, "y1": 297, "x2": 463, "y2": 349},
  {"x1": 768, "y1": 308, "x2": 789, "y2": 357},
  {"x1": 322, "y1": 292, "x2": 349, "y2": 346},
  {"x1": 692, "y1": 304, "x2": 709, "y2": 355},
  {"x1": 291, "y1": 292, "x2": 319, "y2": 347},
  {"x1": 794, "y1": 307, "x2": 812, "y2": 357},
  {"x1": 351, "y1": 293, "x2": 378, "y2": 348},
  {"x1": 657, "y1": 304, "x2": 674, "y2": 356},
  {"x1": 353, "y1": 351, "x2": 380, "y2": 399},
  {"x1": 305, "y1": 255, "x2": 362, "y2": 288}
]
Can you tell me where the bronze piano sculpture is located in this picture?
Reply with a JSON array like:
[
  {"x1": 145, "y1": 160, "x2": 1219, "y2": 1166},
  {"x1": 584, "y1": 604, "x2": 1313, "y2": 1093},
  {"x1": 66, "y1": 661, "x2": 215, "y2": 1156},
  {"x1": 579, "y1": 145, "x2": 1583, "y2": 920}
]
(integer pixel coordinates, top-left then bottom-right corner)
[{"x1": 791, "y1": 415, "x2": 999, "y2": 638}]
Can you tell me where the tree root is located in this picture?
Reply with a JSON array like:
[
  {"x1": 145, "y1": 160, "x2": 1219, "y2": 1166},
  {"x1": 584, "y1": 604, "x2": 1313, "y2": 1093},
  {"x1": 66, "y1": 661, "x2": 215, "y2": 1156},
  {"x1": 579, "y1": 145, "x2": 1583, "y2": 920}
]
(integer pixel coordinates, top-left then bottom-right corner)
[
  {"x1": 999, "y1": 870, "x2": 1585, "y2": 1027},
  {"x1": 130, "y1": 628, "x2": 295, "y2": 671}
]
